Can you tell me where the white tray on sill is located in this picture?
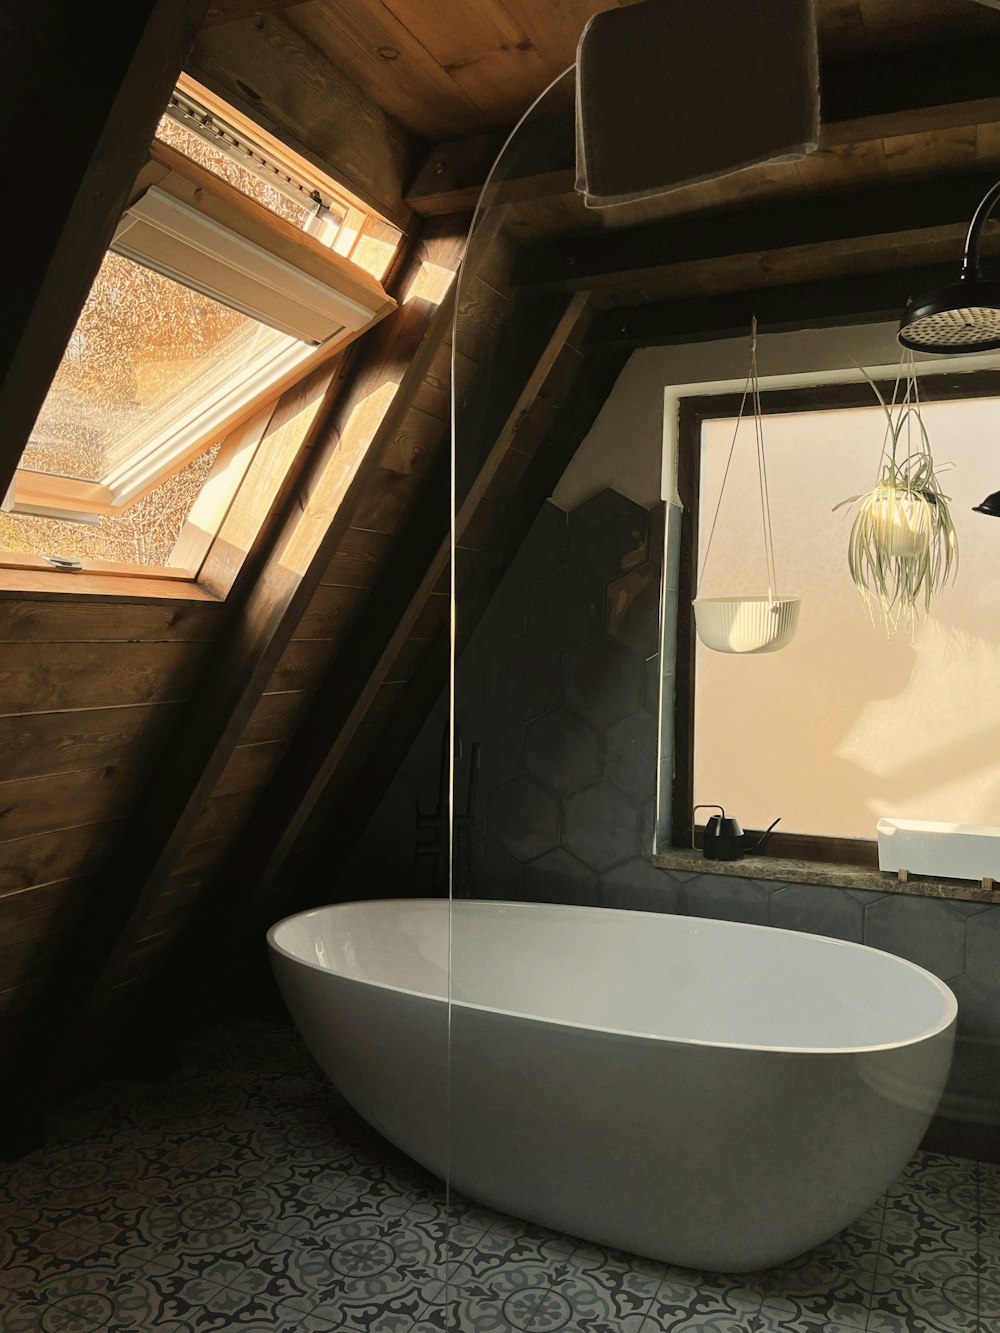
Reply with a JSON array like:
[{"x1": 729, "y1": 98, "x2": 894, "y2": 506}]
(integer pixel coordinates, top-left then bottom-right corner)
[{"x1": 876, "y1": 817, "x2": 1000, "y2": 882}]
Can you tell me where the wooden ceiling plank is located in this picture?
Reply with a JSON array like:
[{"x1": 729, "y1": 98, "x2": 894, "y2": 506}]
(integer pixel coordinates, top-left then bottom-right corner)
[
  {"x1": 405, "y1": 110, "x2": 577, "y2": 216},
  {"x1": 286, "y1": 0, "x2": 490, "y2": 140},
  {"x1": 380, "y1": 0, "x2": 552, "y2": 123},
  {"x1": 976, "y1": 119, "x2": 1000, "y2": 166},
  {"x1": 496, "y1": 0, "x2": 621, "y2": 79},
  {"x1": 203, "y1": 1, "x2": 312, "y2": 24},
  {"x1": 187, "y1": 11, "x2": 416, "y2": 230}
]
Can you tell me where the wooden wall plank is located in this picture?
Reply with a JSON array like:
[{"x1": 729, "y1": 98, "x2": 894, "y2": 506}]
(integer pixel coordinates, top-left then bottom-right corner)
[
  {"x1": 292, "y1": 584, "x2": 367, "y2": 641},
  {"x1": 0, "y1": 823, "x2": 124, "y2": 897},
  {"x1": 197, "y1": 364, "x2": 341, "y2": 599},
  {"x1": 214, "y1": 741, "x2": 285, "y2": 797},
  {"x1": 269, "y1": 639, "x2": 337, "y2": 695},
  {"x1": 0, "y1": 643, "x2": 206, "y2": 715},
  {"x1": 0, "y1": 598, "x2": 221, "y2": 643},
  {"x1": 242, "y1": 692, "x2": 311, "y2": 745},
  {"x1": 0, "y1": 769, "x2": 140, "y2": 845},
  {"x1": 187, "y1": 790, "x2": 262, "y2": 847},
  {"x1": 320, "y1": 528, "x2": 395, "y2": 588},
  {"x1": 0, "y1": 705, "x2": 183, "y2": 784}
]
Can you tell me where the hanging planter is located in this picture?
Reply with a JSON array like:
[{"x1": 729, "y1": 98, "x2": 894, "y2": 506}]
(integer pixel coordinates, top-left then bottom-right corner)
[
  {"x1": 693, "y1": 318, "x2": 800, "y2": 655},
  {"x1": 834, "y1": 354, "x2": 958, "y2": 634},
  {"x1": 694, "y1": 595, "x2": 800, "y2": 655}
]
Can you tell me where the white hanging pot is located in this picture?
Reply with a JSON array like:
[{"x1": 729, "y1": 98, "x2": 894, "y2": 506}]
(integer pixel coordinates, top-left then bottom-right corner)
[
  {"x1": 695, "y1": 320, "x2": 799, "y2": 656},
  {"x1": 866, "y1": 491, "x2": 931, "y2": 558},
  {"x1": 694, "y1": 596, "x2": 801, "y2": 654}
]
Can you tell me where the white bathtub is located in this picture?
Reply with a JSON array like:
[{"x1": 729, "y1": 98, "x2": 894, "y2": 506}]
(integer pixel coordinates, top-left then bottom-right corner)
[{"x1": 267, "y1": 898, "x2": 957, "y2": 1272}]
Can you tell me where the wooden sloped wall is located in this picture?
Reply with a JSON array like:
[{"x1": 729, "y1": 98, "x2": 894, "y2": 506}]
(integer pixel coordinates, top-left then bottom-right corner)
[
  {"x1": 0, "y1": 585, "x2": 223, "y2": 1067},
  {"x1": 0, "y1": 220, "x2": 467, "y2": 1111},
  {"x1": 108, "y1": 251, "x2": 632, "y2": 1033},
  {"x1": 70, "y1": 225, "x2": 491, "y2": 1049}
]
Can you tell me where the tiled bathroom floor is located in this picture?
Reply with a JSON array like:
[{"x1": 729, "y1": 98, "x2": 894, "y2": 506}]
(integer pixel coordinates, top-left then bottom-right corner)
[{"x1": 0, "y1": 1022, "x2": 996, "y2": 1333}]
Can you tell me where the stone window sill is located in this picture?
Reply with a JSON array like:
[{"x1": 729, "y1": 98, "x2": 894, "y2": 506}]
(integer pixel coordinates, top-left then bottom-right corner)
[{"x1": 652, "y1": 848, "x2": 1000, "y2": 906}]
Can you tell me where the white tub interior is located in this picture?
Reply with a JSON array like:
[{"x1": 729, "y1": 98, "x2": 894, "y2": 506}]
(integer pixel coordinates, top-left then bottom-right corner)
[{"x1": 269, "y1": 898, "x2": 956, "y2": 1053}]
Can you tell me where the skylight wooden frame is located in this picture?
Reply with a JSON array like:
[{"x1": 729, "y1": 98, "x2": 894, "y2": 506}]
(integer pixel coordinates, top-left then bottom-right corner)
[{"x1": 10, "y1": 142, "x2": 393, "y2": 522}]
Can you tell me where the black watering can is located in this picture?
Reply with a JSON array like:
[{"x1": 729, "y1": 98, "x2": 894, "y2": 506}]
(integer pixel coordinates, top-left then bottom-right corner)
[{"x1": 693, "y1": 805, "x2": 781, "y2": 862}]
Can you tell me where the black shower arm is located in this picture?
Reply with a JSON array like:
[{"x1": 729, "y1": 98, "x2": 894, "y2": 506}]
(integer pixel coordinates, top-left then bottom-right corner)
[{"x1": 961, "y1": 177, "x2": 1000, "y2": 281}]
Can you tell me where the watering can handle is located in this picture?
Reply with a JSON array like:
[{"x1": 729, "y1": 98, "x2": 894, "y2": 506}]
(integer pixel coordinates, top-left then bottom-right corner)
[{"x1": 691, "y1": 804, "x2": 725, "y2": 852}]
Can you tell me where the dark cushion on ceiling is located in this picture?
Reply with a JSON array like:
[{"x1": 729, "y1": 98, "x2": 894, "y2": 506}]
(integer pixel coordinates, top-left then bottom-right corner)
[{"x1": 576, "y1": 0, "x2": 819, "y2": 208}]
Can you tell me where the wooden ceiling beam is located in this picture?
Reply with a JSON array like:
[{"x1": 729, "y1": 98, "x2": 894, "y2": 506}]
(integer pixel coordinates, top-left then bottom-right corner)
[
  {"x1": 404, "y1": 36, "x2": 1000, "y2": 218},
  {"x1": 512, "y1": 167, "x2": 1000, "y2": 297},
  {"x1": 0, "y1": 0, "x2": 211, "y2": 511},
  {"x1": 406, "y1": 112, "x2": 576, "y2": 217},
  {"x1": 584, "y1": 262, "x2": 962, "y2": 348}
]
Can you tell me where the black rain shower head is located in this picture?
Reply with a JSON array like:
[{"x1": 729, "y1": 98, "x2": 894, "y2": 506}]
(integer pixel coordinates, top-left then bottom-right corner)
[
  {"x1": 899, "y1": 178, "x2": 1000, "y2": 355},
  {"x1": 973, "y1": 489, "x2": 1000, "y2": 518}
]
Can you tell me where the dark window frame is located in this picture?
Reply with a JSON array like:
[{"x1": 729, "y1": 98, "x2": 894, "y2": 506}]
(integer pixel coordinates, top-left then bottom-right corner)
[{"x1": 672, "y1": 367, "x2": 1000, "y2": 869}]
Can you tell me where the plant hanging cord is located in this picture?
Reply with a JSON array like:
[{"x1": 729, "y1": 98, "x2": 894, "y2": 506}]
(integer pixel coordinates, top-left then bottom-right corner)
[
  {"x1": 697, "y1": 316, "x2": 781, "y2": 601},
  {"x1": 751, "y1": 320, "x2": 778, "y2": 600}
]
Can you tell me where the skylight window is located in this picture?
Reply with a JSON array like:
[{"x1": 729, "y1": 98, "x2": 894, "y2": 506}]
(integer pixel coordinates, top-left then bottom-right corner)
[
  {"x1": 24, "y1": 252, "x2": 292, "y2": 487},
  {"x1": 1, "y1": 78, "x2": 396, "y2": 581}
]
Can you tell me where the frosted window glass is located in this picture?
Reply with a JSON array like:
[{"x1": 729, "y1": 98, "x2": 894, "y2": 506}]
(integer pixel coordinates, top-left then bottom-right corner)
[{"x1": 693, "y1": 397, "x2": 1000, "y2": 840}]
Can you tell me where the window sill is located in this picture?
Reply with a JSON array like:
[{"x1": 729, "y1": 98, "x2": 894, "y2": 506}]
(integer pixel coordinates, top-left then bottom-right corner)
[{"x1": 652, "y1": 847, "x2": 1000, "y2": 906}]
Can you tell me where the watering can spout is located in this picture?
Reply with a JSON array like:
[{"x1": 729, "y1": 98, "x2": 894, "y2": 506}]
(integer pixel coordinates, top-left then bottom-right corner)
[{"x1": 694, "y1": 807, "x2": 781, "y2": 861}]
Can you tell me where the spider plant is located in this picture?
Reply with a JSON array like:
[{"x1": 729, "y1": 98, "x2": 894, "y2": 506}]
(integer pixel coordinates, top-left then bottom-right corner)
[{"x1": 834, "y1": 358, "x2": 958, "y2": 635}]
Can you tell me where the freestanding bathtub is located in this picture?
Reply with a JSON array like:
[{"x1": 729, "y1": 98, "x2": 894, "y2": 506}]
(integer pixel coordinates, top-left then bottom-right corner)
[{"x1": 267, "y1": 898, "x2": 957, "y2": 1272}]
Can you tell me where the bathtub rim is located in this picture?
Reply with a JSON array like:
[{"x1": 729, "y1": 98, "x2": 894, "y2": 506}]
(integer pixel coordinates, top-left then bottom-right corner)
[{"x1": 266, "y1": 897, "x2": 958, "y2": 1057}]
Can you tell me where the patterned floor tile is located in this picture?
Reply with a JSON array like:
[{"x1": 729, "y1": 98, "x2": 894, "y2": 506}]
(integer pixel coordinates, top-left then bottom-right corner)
[
  {"x1": 980, "y1": 1276, "x2": 1000, "y2": 1324},
  {"x1": 645, "y1": 1310, "x2": 757, "y2": 1333},
  {"x1": 525, "y1": 1268, "x2": 657, "y2": 1331},
  {"x1": 750, "y1": 1311, "x2": 863, "y2": 1333},
  {"x1": 867, "y1": 1266, "x2": 980, "y2": 1333},
  {"x1": 415, "y1": 1291, "x2": 545, "y2": 1332},
  {"x1": 641, "y1": 1278, "x2": 762, "y2": 1332},
  {"x1": 1, "y1": 1025, "x2": 994, "y2": 1333},
  {"x1": 734, "y1": 1253, "x2": 873, "y2": 1330},
  {"x1": 878, "y1": 1218, "x2": 980, "y2": 1284}
]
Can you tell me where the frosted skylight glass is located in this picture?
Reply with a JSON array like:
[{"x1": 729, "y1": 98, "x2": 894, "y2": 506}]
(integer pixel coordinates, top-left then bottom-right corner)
[{"x1": 24, "y1": 251, "x2": 288, "y2": 482}]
